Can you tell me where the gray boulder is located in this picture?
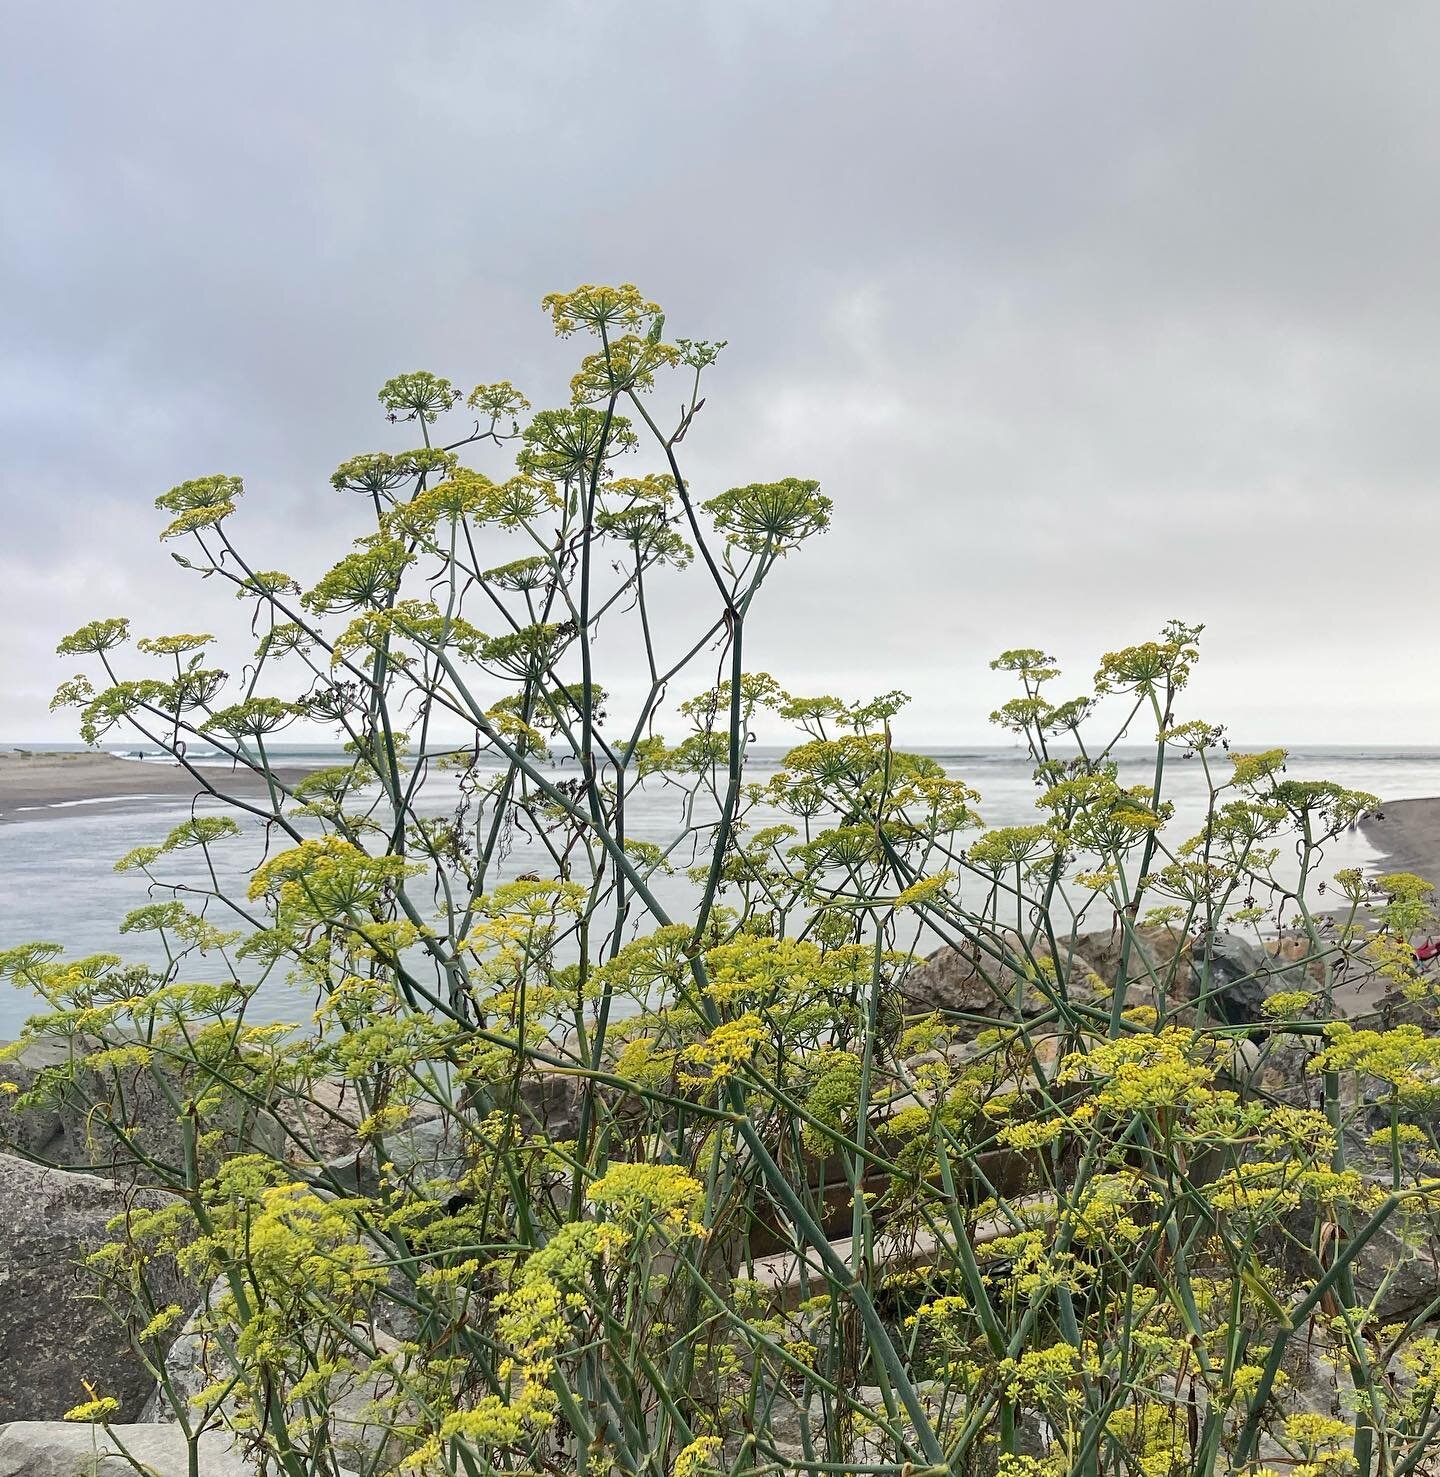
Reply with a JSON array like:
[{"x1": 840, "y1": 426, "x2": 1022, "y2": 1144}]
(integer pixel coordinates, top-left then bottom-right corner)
[
  {"x1": 0, "y1": 1420, "x2": 356, "y2": 1476},
  {"x1": 1061, "y1": 925, "x2": 1191, "y2": 1013},
  {"x1": 1274, "y1": 1132, "x2": 1440, "y2": 1323},
  {"x1": 0, "y1": 1039, "x2": 72, "y2": 1159},
  {"x1": 1349, "y1": 1191, "x2": 1440, "y2": 1321},
  {"x1": 0, "y1": 1153, "x2": 198, "y2": 1421},
  {"x1": 898, "y1": 934, "x2": 1049, "y2": 1030},
  {"x1": 320, "y1": 1104, "x2": 465, "y2": 1196},
  {"x1": 272, "y1": 1077, "x2": 369, "y2": 1168},
  {"x1": 1190, "y1": 932, "x2": 1315, "y2": 1026},
  {"x1": 0, "y1": 1421, "x2": 253, "y2": 1477},
  {"x1": 898, "y1": 925, "x2": 1191, "y2": 1030},
  {"x1": 0, "y1": 1036, "x2": 283, "y2": 1186},
  {"x1": 518, "y1": 1070, "x2": 583, "y2": 1140},
  {"x1": 319, "y1": 1076, "x2": 584, "y2": 1198},
  {"x1": 152, "y1": 1276, "x2": 410, "y2": 1473}
]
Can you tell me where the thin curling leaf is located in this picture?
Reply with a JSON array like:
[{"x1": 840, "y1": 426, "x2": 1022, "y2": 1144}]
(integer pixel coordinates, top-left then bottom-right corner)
[
  {"x1": 330, "y1": 448, "x2": 456, "y2": 497},
  {"x1": 377, "y1": 371, "x2": 459, "y2": 423},
  {"x1": 154, "y1": 474, "x2": 243, "y2": 539},
  {"x1": 541, "y1": 282, "x2": 662, "y2": 338},
  {"x1": 57, "y1": 618, "x2": 131, "y2": 656},
  {"x1": 702, "y1": 478, "x2": 832, "y2": 554}
]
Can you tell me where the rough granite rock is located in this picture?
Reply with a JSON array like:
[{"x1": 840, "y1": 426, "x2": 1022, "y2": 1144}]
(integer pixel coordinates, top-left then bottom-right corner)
[
  {"x1": 151, "y1": 1276, "x2": 409, "y2": 1473},
  {"x1": 897, "y1": 933, "x2": 1054, "y2": 1027},
  {"x1": 898, "y1": 925, "x2": 1372, "y2": 1032},
  {"x1": 1189, "y1": 932, "x2": 1312, "y2": 1025},
  {"x1": 319, "y1": 1075, "x2": 584, "y2": 1198},
  {"x1": 1349, "y1": 1185, "x2": 1440, "y2": 1321},
  {"x1": 0, "y1": 1039, "x2": 72, "y2": 1159},
  {"x1": 0, "y1": 1153, "x2": 198, "y2": 1422},
  {"x1": 897, "y1": 925, "x2": 1191, "y2": 1029},
  {"x1": 272, "y1": 1076, "x2": 369, "y2": 1167},
  {"x1": 0, "y1": 1038, "x2": 283, "y2": 1186},
  {"x1": 321, "y1": 1103, "x2": 462, "y2": 1196},
  {"x1": 518, "y1": 1070, "x2": 583, "y2": 1140},
  {"x1": 0, "y1": 1421, "x2": 357, "y2": 1476}
]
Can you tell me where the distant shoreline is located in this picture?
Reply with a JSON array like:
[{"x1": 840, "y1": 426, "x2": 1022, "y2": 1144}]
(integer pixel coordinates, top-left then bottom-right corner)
[
  {"x1": 7, "y1": 751, "x2": 1440, "y2": 895},
  {"x1": 1360, "y1": 797, "x2": 1440, "y2": 882},
  {"x1": 0, "y1": 750, "x2": 307, "y2": 824}
]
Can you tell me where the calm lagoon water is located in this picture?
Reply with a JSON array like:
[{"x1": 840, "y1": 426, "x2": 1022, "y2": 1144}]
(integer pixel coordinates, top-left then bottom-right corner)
[{"x1": 1, "y1": 744, "x2": 1437, "y2": 1040}]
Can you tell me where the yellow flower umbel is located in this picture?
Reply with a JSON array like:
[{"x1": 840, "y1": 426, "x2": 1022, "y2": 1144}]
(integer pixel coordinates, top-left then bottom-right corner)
[
  {"x1": 62, "y1": 1394, "x2": 120, "y2": 1423},
  {"x1": 1058, "y1": 1028, "x2": 1217, "y2": 1117},
  {"x1": 1316, "y1": 1024, "x2": 1440, "y2": 1108},
  {"x1": 587, "y1": 1162, "x2": 707, "y2": 1239},
  {"x1": 672, "y1": 1435, "x2": 724, "y2": 1477},
  {"x1": 680, "y1": 1012, "x2": 767, "y2": 1089}
]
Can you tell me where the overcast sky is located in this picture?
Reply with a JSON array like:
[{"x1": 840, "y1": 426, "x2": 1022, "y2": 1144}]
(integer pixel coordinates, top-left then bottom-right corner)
[{"x1": 3, "y1": 2, "x2": 1439, "y2": 745}]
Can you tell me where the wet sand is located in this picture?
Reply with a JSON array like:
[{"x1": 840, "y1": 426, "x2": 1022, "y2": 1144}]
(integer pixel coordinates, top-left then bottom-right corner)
[
  {"x1": 1361, "y1": 797, "x2": 1440, "y2": 882},
  {"x1": 0, "y1": 751, "x2": 306, "y2": 824}
]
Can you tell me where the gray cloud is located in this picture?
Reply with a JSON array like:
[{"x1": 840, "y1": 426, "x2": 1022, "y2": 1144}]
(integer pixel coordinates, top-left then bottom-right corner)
[{"x1": 3, "y1": 0, "x2": 1438, "y2": 743}]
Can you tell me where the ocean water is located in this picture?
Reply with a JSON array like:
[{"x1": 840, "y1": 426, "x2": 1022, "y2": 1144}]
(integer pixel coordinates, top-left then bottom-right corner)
[{"x1": 1, "y1": 744, "x2": 1437, "y2": 1040}]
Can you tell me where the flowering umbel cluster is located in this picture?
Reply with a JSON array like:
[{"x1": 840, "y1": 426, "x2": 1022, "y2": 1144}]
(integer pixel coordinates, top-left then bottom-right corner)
[{"x1": 7, "y1": 285, "x2": 1440, "y2": 1477}]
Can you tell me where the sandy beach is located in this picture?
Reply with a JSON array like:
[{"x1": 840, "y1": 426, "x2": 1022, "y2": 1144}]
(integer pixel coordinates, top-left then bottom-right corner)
[
  {"x1": 1360, "y1": 796, "x2": 1440, "y2": 881},
  {"x1": 0, "y1": 750, "x2": 307, "y2": 824}
]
